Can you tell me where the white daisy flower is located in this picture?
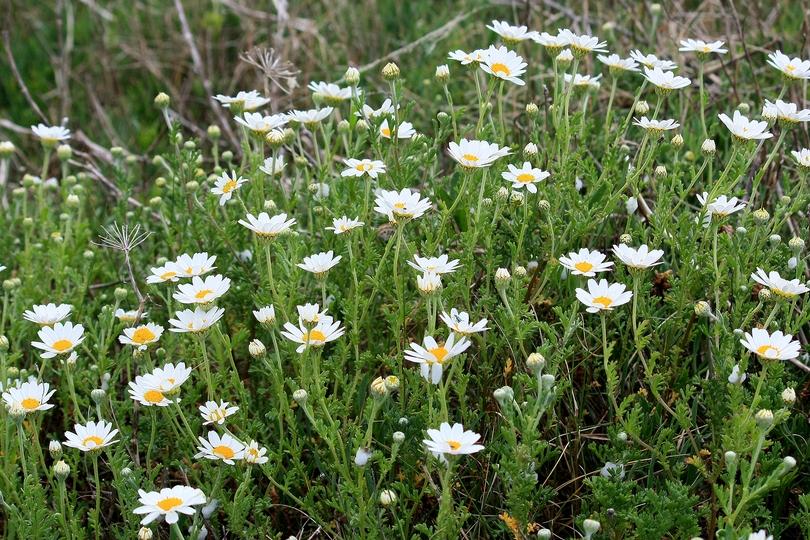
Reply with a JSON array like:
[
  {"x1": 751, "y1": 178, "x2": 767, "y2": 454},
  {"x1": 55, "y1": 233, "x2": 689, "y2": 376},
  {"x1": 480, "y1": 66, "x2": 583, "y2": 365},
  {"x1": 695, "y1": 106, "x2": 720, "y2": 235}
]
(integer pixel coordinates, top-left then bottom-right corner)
[
  {"x1": 195, "y1": 431, "x2": 245, "y2": 464},
  {"x1": 557, "y1": 29, "x2": 608, "y2": 56},
  {"x1": 146, "y1": 264, "x2": 181, "y2": 284},
  {"x1": 767, "y1": 51, "x2": 810, "y2": 80},
  {"x1": 633, "y1": 116, "x2": 680, "y2": 134},
  {"x1": 287, "y1": 107, "x2": 334, "y2": 125},
  {"x1": 32, "y1": 321, "x2": 85, "y2": 358},
  {"x1": 740, "y1": 328, "x2": 801, "y2": 360},
  {"x1": 575, "y1": 279, "x2": 633, "y2": 313},
  {"x1": 214, "y1": 90, "x2": 269, "y2": 111},
  {"x1": 751, "y1": 268, "x2": 810, "y2": 298},
  {"x1": 173, "y1": 275, "x2": 231, "y2": 305},
  {"x1": 308, "y1": 81, "x2": 352, "y2": 103},
  {"x1": 447, "y1": 49, "x2": 486, "y2": 65},
  {"x1": 404, "y1": 333, "x2": 470, "y2": 384},
  {"x1": 2, "y1": 379, "x2": 56, "y2": 413},
  {"x1": 128, "y1": 376, "x2": 172, "y2": 407},
  {"x1": 748, "y1": 530, "x2": 773, "y2": 540},
  {"x1": 597, "y1": 54, "x2": 639, "y2": 72},
  {"x1": 423, "y1": 422, "x2": 484, "y2": 456},
  {"x1": 356, "y1": 99, "x2": 396, "y2": 119},
  {"x1": 22, "y1": 303, "x2": 72, "y2": 326},
  {"x1": 373, "y1": 188, "x2": 432, "y2": 222},
  {"x1": 210, "y1": 171, "x2": 247, "y2": 206},
  {"x1": 173, "y1": 252, "x2": 217, "y2": 278},
  {"x1": 253, "y1": 305, "x2": 276, "y2": 325},
  {"x1": 559, "y1": 248, "x2": 614, "y2": 277},
  {"x1": 479, "y1": 45, "x2": 527, "y2": 86},
  {"x1": 486, "y1": 20, "x2": 538, "y2": 43},
  {"x1": 678, "y1": 39, "x2": 727, "y2": 55},
  {"x1": 728, "y1": 364, "x2": 747, "y2": 384},
  {"x1": 379, "y1": 119, "x2": 415, "y2": 139},
  {"x1": 234, "y1": 112, "x2": 288, "y2": 134},
  {"x1": 31, "y1": 124, "x2": 71, "y2": 144},
  {"x1": 168, "y1": 306, "x2": 225, "y2": 333},
  {"x1": 611, "y1": 244, "x2": 664, "y2": 269},
  {"x1": 407, "y1": 254, "x2": 460, "y2": 275},
  {"x1": 629, "y1": 50, "x2": 677, "y2": 71},
  {"x1": 297, "y1": 251, "x2": 342, "y2": 278},
  {"x1": 115, "y1": 308, "x2": 145, "y2": 324},
  {"x1": 280, "y1": 316, "x2": 345, "y2": 353},
  {"x1": 119, "y1": 323, "x2": 164, "y2": 350},
  {"x1": 199, "y1": 400, "x2": 239, "y2": 425},
  {"x1": 718, "y1": 111, "x2": 772, "y2": 141},
  {"x1": 643, "y1": 67, "x2": 691, "y2": 91},
  {"x1": 447, "y1": 139, "x2": 511, "y2": 169},
  {"x1": 142, "y1": 363, "x2": 192, "y2": 394},
  {"x1": 791, "y1": 148, "x2": 810, "y2": 167},
  {"x1": 563, "y1": 73, "x2": 602, "y2": 90},
  {"x1": 238, "y1": 212, "x2": 296, "y2": 238},
  {"x1": 341, "y1": 158, "x2": 386, "y2": 179},
  {"x1": 260, "y1": 156, "x2": 286, "y2": 176},
  {"x1": 63, "y1": 420, "x2": 119, "y2": 452},
  {"x1": 296, "y1": 303, "x2": 328, "y2": 325},
  {"x1": 502, "y1": 162, "x2": 551, "y2": 193},
  {"x1": 533, "y1": 31, "x2": 570, "y2": 51},
  {"x1": 764, "y1": 99, "x2": 810, "y2": 124},
  {"x1": 325, "y1": 216, "x2": 364, "y2": 234},
  {"x1": 244, "y1": 441, "x2": 269, "y2": 465},
  {"x1": 697, "y1": 192, "x2": 746, "y2": 222},
  {"x1": 133, "y1": 485, "x2": 207, "y2": 525},
  {"x1": 417, "y1": 272, "x2": 442, "y2": 294},
  {"x1": 439, "y1": 309, "x2": 488, "y2": 335}
]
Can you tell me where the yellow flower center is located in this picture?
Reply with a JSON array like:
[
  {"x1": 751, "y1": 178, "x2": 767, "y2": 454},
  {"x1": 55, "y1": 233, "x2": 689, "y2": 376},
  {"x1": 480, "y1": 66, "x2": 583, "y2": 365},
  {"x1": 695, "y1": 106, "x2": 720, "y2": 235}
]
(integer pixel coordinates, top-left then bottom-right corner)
[
  {"x1": 787, "y1": 64, "x2": 796, "y2": 72},
  {"x1": 356, "y1": 162, "x2": 372, "y2": 171},
  {"x1": 213, "y1": 445, "x2": 235, "y2": 460},
  {"x1": 194, "y1": 289, "x2": 213, "y2": 300},
  {"x1": 756, "y1": 344, "x2": 779, "y2": 357},
  {"x1": 131, "y1": 326, "x2": 156, "y2": 344},
  {"x1": 21, "y1": 398, "x2": 41, "y2": 410},
  {"x1": 248, "y1": 448, "x2": 259, "y2": 457},
  {"x1": 222, "y1": 179, "x2": 238, "y2": 193},
  {"x1": 516, "y1": 173, "x2": 535, "y2": 183},
  {"x1": 52, "y1": 339, "x2": 73, "y2": 352},
  {"x1": 592, "y1": 296, "x2": 613, "y2": 308},
  {"x1": 82, "y1": 435, "x2": 104, "y2": 448},
  {"x1": 574, "y1": 262, "x2": 594, "y2": 273},
  {"x1": 381, "y1": 127, "x2": 391, "y2": 137},
  {"x1": 491, "y1": 62, "x2": 511, "y2": 76},
  {"x1": 144, "y1": 390, "x2": 165, "y2": 404},
  {"x1": 429, "y1": 346, "x2": 449, "y2": 363},
  {"x1": 305, "y1": 329, "x2": 327, "y2": 343},
  {"x1": 447, "y1": 440, "x2": 461, "y2": 451},
  {"x1": 393, "y1": 202, "x2": 406, "y2": 209},
  {"x1": 157, "y1": 497, "x2": 184, "y2": 512},
  {"x1": 462, "y1": 153, "x2": 479, "y2": 162},
  {"x1": 160, "y1": 271, "x2": 177, "y2": 280}
]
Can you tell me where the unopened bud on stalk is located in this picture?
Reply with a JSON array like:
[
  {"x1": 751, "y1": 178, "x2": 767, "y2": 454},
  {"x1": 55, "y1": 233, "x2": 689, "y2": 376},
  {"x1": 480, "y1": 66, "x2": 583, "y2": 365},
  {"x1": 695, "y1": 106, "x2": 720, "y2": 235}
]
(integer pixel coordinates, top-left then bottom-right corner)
[
  {"x1": 525, "y1": 103, "x2": 539, "y2": 117},
  {"x1": 524, "y1": 142, "x2": 538, "y2": 157},
  {"x1": 370, "y1": 376, "x2": 389, "y2": 398},
  {"x1": 526, "y1": 352, "x2": 546, "y2": 374},
  {"x1": 221, "y1": 150, "x2": 233, "y2": 162},
  {"x1": 737, "y1": 102, "x2": 750, "y2": 114},
  {"x1": 671, "y1": 134, "x2": 684, "y2": 147},
  {"x1": 509, "y1": 191, "x2": 525, "y2": 206},
  {"x1": 514, "y1": 265, "x2": 527, "y2": 277},
  {"x1": 758, "y1": 288, "x2": 772, "y2": 301},
  {"x1": 0, "y1": 141, "x2": 14, "y2": 157},
  {"x1": 356, "y1": 119, "x2": 369, "y2": 132},
  {"x1": 392, "y1": 431, "x2": 405, "y2": 443},
  {"x1": 538, "y1": 199, "x2": 550, "y2": 211},
  {"x1": 435, "y1": 64, "x2": 450, "y2": 84},
  {"x1": 185, "y1": 180, "x2": 199, "y2": 192},
  {"x1": 57, "y1": 144, "x2": 72, "y2": 161},
  {"x1": 121, "y1": 467, "x2": 133, "y2": 477},
  {"x1": 379, "y1": 489, "x2": 397, "y2": 506},
  {"x1": 154, "y1": 92, "x2": 170, "y2": 109},
  {"x1": 583, "y1": 518, "x2": 601, "y2": 539},
  {"x1": 753, "y1": 208, "x2": 770, "y2": 224},
  {"x1": 782, "y1": 456, "x2": 797, "y2": 470},
  {"x1": 0, "y1": 336, "x2": 8, "y2": 351},
  {"x1": 265, "y1": 130, "x2": 285, "y2": 148},
  {"x1": 654, "y1": 165, "x2": 667, "y2": 179},
  {"x1": 701, "y1": 139, "x2": 716, "y2": 156},
  {"x1": 54, "y1": 460, "x2": 70, "y2": 479},
  {"x1": 768, "y1": 234, "x2": 781, "y2": 246},
  {"x1": 207, "y1": 125, "x2": 221, "y2": 140},
  {"x1": 556, "y1": 49, "x2": 573, "y2": 67},
  {"x1": 650, "y1": 3, "x2": 662, "y2": 15},
  {"x1": 755, "y1": 409, "x2": 774, "y2": 430},
  {"x1": 495, "y1": 268, "x2": 511, "y2": 287},
  {"x1": 635, "y1": 101, "x2": 650, "y2": 115},
  {"x1": 493, "y1": 386, "x2": 514, "y2": 408},
  {"x1": 496, "y1": 187, "x2": 510, "y2": 202},
  {"x1": 114, "y1": 287, "x2": 129, "y2": 301},
  {"x1": 91, "y1": 388, "x2": 106, "y2": 404},
  {"x1": 382, "y1": 62, "x2": 400, "y2": 81},
  {"x1": 537, "y1": 529, "x2": 552, "y2": 539},
  {"x1": 248, "y1": 339, "x2": 266, "y2": 358},
  {"x1": 541, "y1": 373, "x2": 556, "y2": 390},
  {"x1": 293, "y1": 389, "x2": 308, "y2": 404},
  {"x1": 138, "y1": 527, "x2": 154, "y2": 540},
  {"x1": 66, "y1": 193, "x2": 80, "y2": 207},
  {"x1": 345, "y1": 66, "x2": 360, "y2": 86},
  {"x1": 788, "y1": 237, "x2": 805, "y2": 253},
  {"x1": 782, "y1": 387, "x2": 796, "y2": 405}
]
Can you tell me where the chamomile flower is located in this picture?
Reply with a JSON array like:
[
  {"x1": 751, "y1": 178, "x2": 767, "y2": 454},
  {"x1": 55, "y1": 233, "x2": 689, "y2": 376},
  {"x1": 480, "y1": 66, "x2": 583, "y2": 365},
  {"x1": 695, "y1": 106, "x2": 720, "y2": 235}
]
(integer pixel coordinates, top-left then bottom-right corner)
[
  {"x1": 199, "y1": 400, "x2": 239, "y2": 425},
  {"x1": 297, "y1": 251, "x2": 342, "y2": 278},
  {"x1": 751, "y1": 268, "x2": 810, "y2": 298},
  {"x1": 612, "y1": 244, "x2": 664, "y2": 269},
  {"x1": 253, "y1": 305, "x2": 276, "y2": 325},
  {"x1": 423, "y1": 422, "x2": 484, "y2": 456},
  {"x1": 374, "y1": 188, "x2": 432, "y2": 222},
  {"x1": 447, "y1": 49, "x2": 485, "y2": 65},
  {"x1": 440, "y1": 309, "x2": 488, "y2": 335},
  {"x1": 480, "y1": 46, "x2": 527, "y2": 85},
  {"x1": 629, "y1": 50, "x2": 677, "y2": 71},
  {"x1": 563, "y1": 73, "x2": 602, "y2": 90},
  {"x1": 740, "y1": 328, "x2": 801, "y2": 360},
  {"x1": 633, "y1": 117, "x2": 680, "y2": 134},
  {"x1": 308, "y1": 81, "x2": 352, "y2": 104},
  {"x1": 643, "y1": 67, "x2": 691, "y2": 91},
  {"x1": 448, "y1": 139, "x2": 511, "y2": 169},
  {"x1": 234, "y1": 112, "x2": 288, "y2": 134},
  {"x1": 357, "y1": 99, "x2": 396, "y2": 119},
  {"x1": 32, "y1": 321, "x2": 85, "y2": 358},
  {"x1": 2, "y1": 379, "x2": 55, "y2": 413},
  {"x1": 404, "y1": 333, "x2": 470, "y2": 384},
  {"x1": 486, "y1": 20, "x2": 538, "y2": 43},
  {"x1": 326, "y1": 216, "x2": 364, "y2": 234},
  {"x1": 239, "y1": 212, "x2": 296, "y2": 239},
  {"x1": 63, "y1": 420, "x2": 119, "y2": 452},
  {"x1": 747, "y1": 531, "x2": 773, "y2": 540},
  {"x1": 195, "y1": 431, "x2": 245, "y2": 464},
  {"x1": 557, "y1": 29, "x2": 608, "y2": 56},
  {"x1": 214, "y1": 90, "x2": 269, "y2": 111},
  {"x1": 697, "y1": 192, "x2": 747, "y2": 222},
  {"x1": 379, "y1": 119, "x2": 415, "y2": 139},
  {"x1": 286, "y1": 107, "x2": 334, "y2": 125},
  {"x1": 168, "y1": 306, "x2": 225, "y2": 333},
  {"x1": 280, "y1": 316, "x2": 345, "y2": 353},
  {"x1": 417, "y1": 272, "x2": 442, "y2": 294},
  {"x1": 128, "y1": 376, "x2": 172, "y2": 407},
  {"x1": 173, "y1": 252, "x2": 217, "y2": 278},
  {"x1": 119, "y1": 323, "x2": 164, "y2": 350},
  {"x1": 718, "y1": 111, "x2": 772, "y2": 141},
  {"x1": 408, "y1": 254, "x2": 460, "y2": 275},
  {"x1": 533, "y1": 32, "x2": 570, "y2": 52},
  {"x1": 173, "y1": 275, "x2": 231, "y2": 305},
  {"x1": 296, "y1": 303, "x2": 328, "y2": 325},
  {"x1": 678, "y1": 39, "x2": 727, "y2": 56},
  {"x1": 341, "y1": 158, "x2": 386, "y2": 179},
  {"x1": 597, "y1": 54, "x2": 639, "y2": 72},
  {"x1": 575, "y1": 279, "x2": 633, "y2": 313},
  {"x1": 32, "y1": 124, "x2": 71, "y2": 145},
  {"x1": 143, "y1": 363, "x2": 192, "y2": 393},
  {"x1": 244, "y1": 441, "x2": 269, "y2": 465},
  {"x1": 559, "y1": 248, "x2": 614, "y2": 277},
  {"x1": 146, "y1": 264, "x2": 181, "y2": 284},
  {"x1": 502, "y1": 162, "x2": 550, "y2": 193},
  {"x1": 259, "y1": 156, "x2": 286, "y2": 176},
  {"x1": 765, "y1": 99, "x2": 810, "y2": 124},
  {"x1": 767, "y1": 51, "x2": 810, "y2": 80},
  {"x1": 791, "y1": 148, "x2": 810, "y2": 167},
  {"x1": 210, "y1": 171, "x2": 247, "y2": 206},
  {"x1": 115, "y1": 308, "x2": 144, "y2": 324},
  {"x1": 23, "y1": 303, "x2": 72, "y2": 326},
  {"x1": 133, "y1": 485, "x2": 207, "y2": 525}
]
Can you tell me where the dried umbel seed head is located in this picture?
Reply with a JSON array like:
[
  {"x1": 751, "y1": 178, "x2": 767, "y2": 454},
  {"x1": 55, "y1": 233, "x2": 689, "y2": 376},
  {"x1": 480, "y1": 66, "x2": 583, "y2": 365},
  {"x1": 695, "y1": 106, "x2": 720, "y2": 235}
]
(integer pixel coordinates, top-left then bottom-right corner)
[
  {"x1": 382, "y1": 62, "x2": 400, "y2": 81},
  {"x1": 755, "y1": 409, "x2": 774, "y2": 430},
  {"x1": 514, "y1": 265, "x2": 527, "y2": 277},
  {"x1": 671, "y1": 134, "x2": 684, "y2": 147}
]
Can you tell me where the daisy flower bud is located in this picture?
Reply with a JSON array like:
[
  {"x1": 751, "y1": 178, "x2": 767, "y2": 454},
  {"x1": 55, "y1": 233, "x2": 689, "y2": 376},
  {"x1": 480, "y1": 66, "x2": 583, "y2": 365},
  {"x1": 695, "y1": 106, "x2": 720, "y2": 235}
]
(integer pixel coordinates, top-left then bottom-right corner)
[
  {"x1": 541, "y1": 373, "x2": 556, "y2": 390},
  {"x1": 91, "y1": 388, "x2": 106, "y2": 404},
  {"x1": 694, "y1": 301, "x2": 712, "y2": 317},
  {"x1": 495, "y1": 268, "x2": 511, "y2": 286},
  {"x1": 654, "y1": 165, "x2": 667, "y2": 178},
  {"x1": 54, "y1": 460, "x2": 71, "y2": 479},
  {"x1": 379, "y1": 489, "x2": 397, "y2": 506},
  {"x1": 783, "y1": 456, "x2": 797, "y2": 470},
  {"x1": 496, "y1": 187, "x2": 510, "y2": 202},
  {"x1": 370, "y1": 376, "x2": 389, "y2": 398},
  {"x1": 382, "y1": 62, "x2": 400, "y2": 81},
  {"x1": 185, "y1": 180, "x2": 199, "y2": 192},
  {"x1": 384, "y1": 376, "x2": 400, "y2": 393},
  {"x1": 121, "y1": 467, "x2": 132, "y2": 477},
  {"x1": 538, "y1": 199, "x2": 550, "y2": 211},
  {"x1": 617, "y1": 431, "x2": 628, "y2": 442},
  {"x1": 789, "y1": 236, "x2": 805, "y2": 253},
  {"x1": 207, "y1": 125, "x2": 221, "y2": 140},
  {"x1": 737, "y1": 102, "x2": 750, "y2": 114},
  {"x1": 493, "y1": 386, "x2": 514, "y2": 407},
  {"x1": 114, "y1": 287, "x2": 129, "y2": 301},
  {"x1": 265, "y1": 130, "x2": 285, "y2": 148},
  {"x1": 526, "y1": 352, "x2": 546, "y2": 374},
  {"x1": 782, "y1": 387, "x2": 796, "y2": 404},
  {"x1": 138, "y1": 527, "x2": 154, "y2": 540},
  {"x1": 650, "y1": 3, "x2": 662, "y2": 14},
  {"x1": 525, "y1": 102, "x2": 539, "y2": 117},
  {"x1": 293, "y1": 389, "x2": 308, "y2": 404},
  {"x1": 671, "y1": 134, "x2": 684, "y2": 147},
  {"x1": 482, "y1": 197, "x2": 493, "y2": 207},
  {"x1": 753, "y1": 208, "x2": 770, "y2": 224},
  {"x1": 524, "y1": 142, "x2": 538, "y2": 157},
  {"x1": 701, "y1": 139, "x2": 716, "y2": 156},
  {"x1": 509, "y1": 190, "x2": 525, "y2": 206},
  {"x1": 537, "y1": 529, "x2": 552, "y2": 539},
  {"x1": 724, "y1": 451, "x2": 738, "y2": 466},
  {"x1": 8, "y1": 404, "x2": 25, "y2": 423},
  {"x1": 583, "y1": 518, "x2": 601, "y2": 538},
  {"x1": 758, "y1": 288, "x2": 772, "y2": 301},
  {"x1": 345, "y1": 66, "x2": 360, "y2": 86},
  {"x1": 354, "y1": 447, "x2": 372, "y2": 466},
  {"x1": 556, "y1": 49, "x2": 573, "y2": 68},
  {"x1": 49, "y1": 440, "x2": 63, "y2": 458},
  {"x1": 436, "y1": 111, "x2": 449, "y2": 124},
  {"x1": 222, "y1": 150, "x2": 233, "y2": 162},
  {"x1": 514, "y1": 265, "x2": 527, "y2": 277},
  {"x1": 0, "y1": 335, "x2": 8, "y2": 351},
  {"x1": 392, "y1": 431, "x2": 405, "y2": 443},
  {"x1": 779, "y1": 195, "x2": 791, "y2": 205},
  {"x1": 635, "y1": 100, "x2": 650, "y2": 115},
  {"x1": 154, "y1": 92, "x2": 170, "y2": 109},
  {"x1": 755, "y1": 409, "x2": 774, "y2": 430},
  {"x1": 248, "y1": 339, "x2": 266, "y2": 358},
  {"x1": 356, "y1": 119, "x2": 369, "y2": 132},
  {"x1": 57, "y1": 144, "x2": 72, "y2": 161},
  {"x1": 435, "y1": 64, "x2": 450, "y2": 84},
  {"x1": 0, "y1": 141, "x2": 14, "y2": 157},
  {"x1": 619, "y1": 233, "x2": 632, "y2": 244},
  {"x1": 769, "y1": 234, "x2": 781, "y2": 246},
  {"x1": 66, "y1": 193, "x2": 80, "y2": 207},
  {"x1": 148, "y1": 196, "x2": 162, "y2": 207}
]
